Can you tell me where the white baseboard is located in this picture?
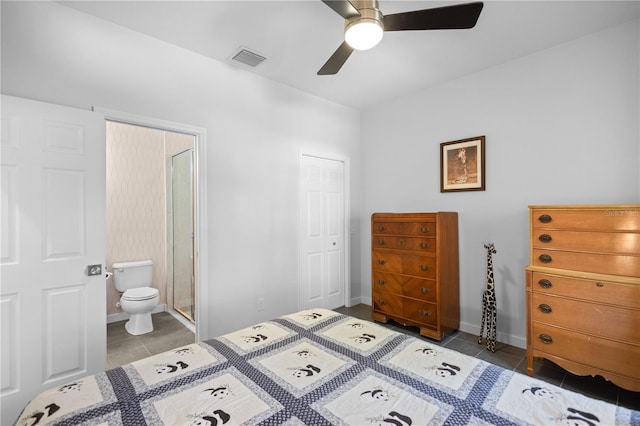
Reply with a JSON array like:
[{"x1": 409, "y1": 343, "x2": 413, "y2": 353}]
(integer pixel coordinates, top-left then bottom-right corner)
[
  {"x1": 357, "y1": 296, "x2": 372, "y2": 306},
  {"x1": 459, "y1": 321, "x2": 526, "y2": 349},
  {"x1": 107, "y1": 304, "x2": 167, "y2": 324},
  {"x1": 348, "y1": 295, "x2": 369, "y2": 307}
]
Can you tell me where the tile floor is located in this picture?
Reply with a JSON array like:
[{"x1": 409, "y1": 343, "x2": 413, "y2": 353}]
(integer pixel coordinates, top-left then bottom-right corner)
[
  {"x1": 107, "y1": 305, "x2": 639, "y2": 412},
  {"x1": 106, "y1": 312, "x2": 195, "y2": 369}
]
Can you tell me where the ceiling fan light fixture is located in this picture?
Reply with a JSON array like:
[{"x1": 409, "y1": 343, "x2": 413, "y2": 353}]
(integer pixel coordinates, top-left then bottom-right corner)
[
  {"x1": 344, "y1": 5, "x2": 383, "y2": 51},
  {"x1": 345, "y1": 20, "x2": 383, "y2": 50}
]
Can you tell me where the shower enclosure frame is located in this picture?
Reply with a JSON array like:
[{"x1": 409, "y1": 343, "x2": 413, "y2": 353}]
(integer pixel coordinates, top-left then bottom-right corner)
[{"x1": 167, "y1": 148, "x2": 196, "y2": 324}]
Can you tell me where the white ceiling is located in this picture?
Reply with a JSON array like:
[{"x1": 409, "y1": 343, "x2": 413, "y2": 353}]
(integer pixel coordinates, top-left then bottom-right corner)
[{"x1": 58, "y1": 1, "x2": 639, "y2": 110}]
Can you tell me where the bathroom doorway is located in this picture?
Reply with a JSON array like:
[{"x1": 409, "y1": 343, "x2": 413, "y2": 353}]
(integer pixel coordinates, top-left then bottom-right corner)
[
  {"x1": 168, "y1": 148, "x2": 195, "y2": 323},
  {"x1": 105, "y1": 120, "x2": 198, "y2": 335}
]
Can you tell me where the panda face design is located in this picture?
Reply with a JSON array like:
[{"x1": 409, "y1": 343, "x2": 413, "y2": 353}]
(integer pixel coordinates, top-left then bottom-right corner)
[
  {"x1": 433, "y1": 362, "x2": 460, "y2": 378},
  {"x1": 523, "y1": 386, "x2": 555, "y2": 400},
  {"x1": 415, "y1": 347, "x2": 437, "y2": 356},
  {"x1": 156, "y1": 365, "x2": 174, "y2": 374},
  {"x1": 302, "y1": 312, "x2": 323, "y2": 320},
  {"x1": 155, "y1": 361, "x2": 188, "y2": 374},
  {"x1": 348, "y1": 323, "x2": 364, "y2": 329},
  {"x1": 205, "y1": 386, "x2": 230, "y2": 399},
  {"x1": 57, "y1": 381, "x2": 81, "y2": 393},
  {"x1": 291, "y1": 364, "x2": 321, "y2": 378},
  {"x1": 243, "y1": 334, "x2": 268, "y2": 344},
  {"x1": 435, "y1": 369, "x2": 453, "y2": 378},
  {"x1": 354, "y1": 333, "x2": 376, "y2": 344},
  {"x1": 360, "y1": 389, "x2": 389, "y2": 402},
  {"x1": 173, "y1": 347, "x2": 193, "y2": 356},
  {"x1": 295, "y1": 350, "x2": 312, "y2": 358},
  {"x1": 189, "y1": 409, "x2": 231, "y2": 426}
]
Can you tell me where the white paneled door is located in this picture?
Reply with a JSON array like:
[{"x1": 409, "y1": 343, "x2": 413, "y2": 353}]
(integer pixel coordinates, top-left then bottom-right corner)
[
  {"x1": 1, "y1": 95, "x2": 106, "y2": 424},
  {"x1": 299, "y1": 154, "x2": 345, "y2": 310}
]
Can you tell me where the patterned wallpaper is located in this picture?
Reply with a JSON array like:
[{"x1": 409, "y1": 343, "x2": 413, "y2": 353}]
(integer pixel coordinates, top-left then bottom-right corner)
[{"x1": 106, "y1": 121, "x2": 194, "y2": 316}]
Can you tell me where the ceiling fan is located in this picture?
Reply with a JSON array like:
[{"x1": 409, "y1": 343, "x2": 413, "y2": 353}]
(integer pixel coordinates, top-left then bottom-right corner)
[{"x1": 318, "y1": 0, "x2": 484, "y2": 75}]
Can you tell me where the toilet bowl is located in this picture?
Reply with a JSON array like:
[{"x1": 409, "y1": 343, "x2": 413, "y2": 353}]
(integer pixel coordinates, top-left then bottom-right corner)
[{"x1": 112, "y1": 260, "x2": 159, "y2": 335}]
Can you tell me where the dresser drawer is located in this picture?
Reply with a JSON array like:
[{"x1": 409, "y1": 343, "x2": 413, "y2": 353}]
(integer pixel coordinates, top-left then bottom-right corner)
[
  {"x1": 402, "y1": 255, "x2": 436, "y2": 278},
  {"x1": 404, "y1": 222, "x2": 436, "y2": 237},
  {"x1": 531, "y1": 230, "x2": 640, "y2": 255},
  {"x1": 372, "y1": 221, "x2": 436, "y2": 236},
  {"x1": 404, "y1": 299, "x2": 438, "y2": 326},
  {"x1": 532, "y1": 322, "x2": 640, "y2": 377},
  {"x1": 372, "y1": 272, "x2": 402, "y2": 295},
  {"x1": 372, "y1": 251, "x2": 402, "y2": 273},
  {"x1": 404, "y1": 277, "x2": 437, "y2": 302},
  {"x1": 530, "y1": 272, "x2": 640, "y2": 309},
  {"x1": 372, "y1": 236, "x2": 436, "y2": 253},
  {"x1": 532, "y1": 249, "x2": 640, "y2": 277},
  {"x1": 531, "y1": 293, "x2": 640, "y2": 343},
  {"x1": 372, "y1": 222, "x2": 404, "y2": 235},
  {"x1": 372, "y1": 290, "x2": 402, "y2": 316},
  {"x1": 531, "y1": 208, "x2": 640, "y2": 231}
]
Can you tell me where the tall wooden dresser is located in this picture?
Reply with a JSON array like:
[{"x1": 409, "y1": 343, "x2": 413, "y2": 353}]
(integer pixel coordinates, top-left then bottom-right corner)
[
  {"x1": 525, "y1": 205, "x2": 640, "y2": 391},
  {"x1": 371, "y1": 212, "x2": 459, "y2": 340}
]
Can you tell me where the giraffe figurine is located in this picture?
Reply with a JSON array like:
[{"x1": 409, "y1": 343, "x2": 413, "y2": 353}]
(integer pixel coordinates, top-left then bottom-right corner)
[{"x1": 478, "y1": 243, "x2": 497, "y2": 352}]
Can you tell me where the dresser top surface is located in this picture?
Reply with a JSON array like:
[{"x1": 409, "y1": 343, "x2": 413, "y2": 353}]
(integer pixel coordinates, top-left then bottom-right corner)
[{"x1": 528, "y1": 204, "x2": 639, "y2": 210}]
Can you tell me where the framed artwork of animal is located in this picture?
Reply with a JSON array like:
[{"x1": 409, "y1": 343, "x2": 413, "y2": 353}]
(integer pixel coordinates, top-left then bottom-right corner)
[{"x1": 440, "y1": 135, "x2": 485, "y2": 192}]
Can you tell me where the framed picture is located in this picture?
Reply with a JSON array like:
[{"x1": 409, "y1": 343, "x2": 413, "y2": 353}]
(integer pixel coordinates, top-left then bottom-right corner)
[{"x1": 440, "y1": 135, "x2": 485, "y2": 192}]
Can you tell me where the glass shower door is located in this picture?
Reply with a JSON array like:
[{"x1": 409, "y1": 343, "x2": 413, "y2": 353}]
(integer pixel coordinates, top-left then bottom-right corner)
[{"x1": 171, "y1": 149, "x2": 195, "y2": 322}]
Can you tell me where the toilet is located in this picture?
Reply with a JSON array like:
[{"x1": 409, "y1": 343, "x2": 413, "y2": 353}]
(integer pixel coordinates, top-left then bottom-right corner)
[{"x1": 112, "y1": 260, "x2": 160, "y2": 335}]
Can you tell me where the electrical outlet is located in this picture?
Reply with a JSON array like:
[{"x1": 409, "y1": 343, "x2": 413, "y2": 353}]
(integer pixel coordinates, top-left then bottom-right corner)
[{"x1": 257, "y1": 297, "x2": 265, "y2": 311}]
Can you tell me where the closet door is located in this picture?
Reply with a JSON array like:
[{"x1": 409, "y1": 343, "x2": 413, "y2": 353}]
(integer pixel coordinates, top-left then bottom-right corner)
[{"x1": 299, "y1": 154, "x2": 346, "y2": 310}]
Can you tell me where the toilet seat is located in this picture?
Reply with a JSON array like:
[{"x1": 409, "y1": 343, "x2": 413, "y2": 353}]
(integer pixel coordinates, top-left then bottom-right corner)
[{"x1": 122, "y1": 287, "x2": 159, "y2": 301}]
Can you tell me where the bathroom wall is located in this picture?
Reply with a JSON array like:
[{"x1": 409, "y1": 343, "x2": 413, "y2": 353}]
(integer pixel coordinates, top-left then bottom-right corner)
[{"x1": 106, "y1": 121, "x2": 194, "y2": 317}]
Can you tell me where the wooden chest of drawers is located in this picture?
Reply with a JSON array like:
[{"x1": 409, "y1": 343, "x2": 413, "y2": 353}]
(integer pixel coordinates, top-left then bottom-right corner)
[
  {"x1": 371, "y1": 212, "x2": 459, "y2": 340},
  {"x1": 525, "y1": 205, "x2": 640, "y2": 391}
]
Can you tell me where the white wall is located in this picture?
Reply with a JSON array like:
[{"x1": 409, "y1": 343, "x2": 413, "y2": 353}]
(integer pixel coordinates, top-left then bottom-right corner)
[
  {"x1": 360, "y1": 19, "x2": 640, "y2": 348},
  {"x1": 1, "y1": 1, "x2": 362, "y2": 337}
]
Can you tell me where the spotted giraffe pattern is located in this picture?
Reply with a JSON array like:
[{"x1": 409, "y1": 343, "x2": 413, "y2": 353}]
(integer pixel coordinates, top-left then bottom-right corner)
[{"x1": 478, "y1": 243, "x2": 497, "y2": 352}]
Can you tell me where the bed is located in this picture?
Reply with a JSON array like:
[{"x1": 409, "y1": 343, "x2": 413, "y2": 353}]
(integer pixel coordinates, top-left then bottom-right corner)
[{"x1": 16, "y1": 308, "x2": 639, "y2": 425}]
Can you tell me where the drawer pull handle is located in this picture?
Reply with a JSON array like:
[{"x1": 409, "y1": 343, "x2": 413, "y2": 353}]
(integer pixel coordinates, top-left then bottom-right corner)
[
  {"x1": 538, "y1": 254, "x2": 552, "y2": 263},
  {"x1": 378, "y1": 300, "x2": 386, "y2": 306},
  {"x1": 420, "y1": 287, "x2": 431, "y2": 294},
  {"x1": 377, "y1": 240, "x2": 386, "y2": 246},
  {"x1": 420, "y1": 265, "x2": 431, "y2": 271},
  {"x1": 378, "y1": 225, "x2": 386, "y2": 232},
  {"x1": 538, "y1": 214, "x2": 552, "y2": 224},
  {"x1": 538, "y1": 279, "x2": 552, "y2": 288},
  {"x1": 420, "y1": 310, "x2": 430, "y2": 317},
  {"x1": 538, "y1": 234, "x2": 552, "y2": 243},
  {"x1": 538, "y1": 334, "x2": 553, "y2": 344},
  {"x1": 596, "y1": 282, "x2": 604, "y2": 288},
  {"x1": 377, "y1": 280, "x2": 386, "y2": 285},
  {"x1": 420, "y1": 242, "x2": 430, "y2": 249},
  {"x1": 420, "y1": 227, "x2": 431, "y2": 233},
  {"x1": 377, "y1": 260, "x2": 386, "y2": 265},
  {"x1": 538, "y1": 304, "x2": 552, "y2": 314}
]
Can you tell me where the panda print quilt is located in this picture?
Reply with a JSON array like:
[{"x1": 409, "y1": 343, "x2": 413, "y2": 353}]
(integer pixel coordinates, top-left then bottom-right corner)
[{"x1": 16, "y1": 309, "x2": 639, "y2": 425}]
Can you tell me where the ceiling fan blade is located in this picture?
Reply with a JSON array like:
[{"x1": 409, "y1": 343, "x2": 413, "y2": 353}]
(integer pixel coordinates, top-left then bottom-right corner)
[
  {"x1": 383, "y1": 2, "x2": 483, "y2": 31},
  {"x1": 321, "y1": 0, "x2": 360, "y2": 20},
  {"x1": 318, "y1": 41, "x2": 355, "y2": 75}
]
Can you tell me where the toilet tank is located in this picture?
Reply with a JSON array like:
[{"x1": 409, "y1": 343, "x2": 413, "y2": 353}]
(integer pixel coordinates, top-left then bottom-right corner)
[{"x1": 112, "y1": 260, "x2": 153, "y2": 292}]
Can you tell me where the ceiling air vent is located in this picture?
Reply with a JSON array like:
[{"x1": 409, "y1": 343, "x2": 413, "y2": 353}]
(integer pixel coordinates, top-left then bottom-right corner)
[{"x1": 229, "y1": 47, "x2": 267, "y2": 68}]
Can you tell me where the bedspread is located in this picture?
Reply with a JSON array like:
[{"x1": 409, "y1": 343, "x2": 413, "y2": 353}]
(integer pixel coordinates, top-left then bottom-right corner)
[{"x1": 16, "y1": 309, "x2": 639, "y2": 425}]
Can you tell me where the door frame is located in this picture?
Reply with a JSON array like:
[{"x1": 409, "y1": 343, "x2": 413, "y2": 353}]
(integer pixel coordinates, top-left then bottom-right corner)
[
  {"x1": 297, "y1": 150, "x2": 351, "y2": 309},
  {"x1": 94, "y1": 107, "x2": 209, "y2": 342}
]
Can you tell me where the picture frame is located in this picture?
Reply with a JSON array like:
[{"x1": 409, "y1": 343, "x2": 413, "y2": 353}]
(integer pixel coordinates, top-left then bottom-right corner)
[{"x1": 440, "y1": 135, "x2": 485, "y2": 192}]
